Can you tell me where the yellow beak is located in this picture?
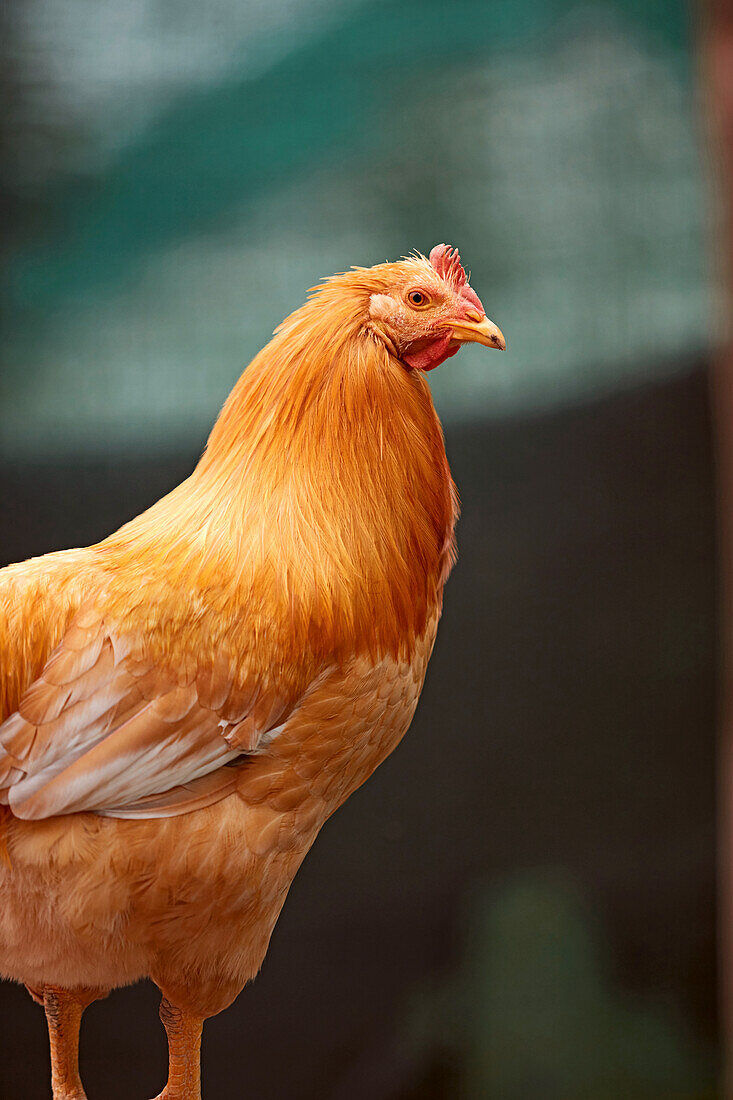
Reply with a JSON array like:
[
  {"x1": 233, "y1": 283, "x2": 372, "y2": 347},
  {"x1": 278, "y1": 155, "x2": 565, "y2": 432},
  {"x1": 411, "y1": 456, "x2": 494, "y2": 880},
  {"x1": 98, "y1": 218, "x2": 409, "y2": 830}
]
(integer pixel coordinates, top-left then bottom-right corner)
[{"x1": 450, "y1": 315, "x2": 506, "y2": 350}]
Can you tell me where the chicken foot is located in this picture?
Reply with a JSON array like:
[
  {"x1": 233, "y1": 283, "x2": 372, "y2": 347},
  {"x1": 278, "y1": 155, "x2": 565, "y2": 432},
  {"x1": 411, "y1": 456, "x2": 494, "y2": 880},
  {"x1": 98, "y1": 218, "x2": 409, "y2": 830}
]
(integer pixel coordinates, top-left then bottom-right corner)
[{"x1": 152, "y1": 995, "x2": 204, "y2": 1100}]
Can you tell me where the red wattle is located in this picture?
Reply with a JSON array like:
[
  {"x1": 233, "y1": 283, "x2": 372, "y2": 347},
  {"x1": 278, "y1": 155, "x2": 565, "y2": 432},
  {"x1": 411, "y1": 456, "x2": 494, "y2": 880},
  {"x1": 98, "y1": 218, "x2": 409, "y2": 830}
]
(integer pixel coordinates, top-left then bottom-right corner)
[{"x1": 402, "y1": 333, "x2": 459, "y2": 372}]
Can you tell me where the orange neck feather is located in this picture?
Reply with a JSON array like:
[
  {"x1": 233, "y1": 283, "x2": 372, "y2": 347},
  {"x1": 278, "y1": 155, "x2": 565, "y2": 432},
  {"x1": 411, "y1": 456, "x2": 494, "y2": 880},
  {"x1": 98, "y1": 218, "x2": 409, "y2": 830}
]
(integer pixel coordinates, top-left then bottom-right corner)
[{"x1": 114, "y1": 273, "x2": 457, "y2": 663}]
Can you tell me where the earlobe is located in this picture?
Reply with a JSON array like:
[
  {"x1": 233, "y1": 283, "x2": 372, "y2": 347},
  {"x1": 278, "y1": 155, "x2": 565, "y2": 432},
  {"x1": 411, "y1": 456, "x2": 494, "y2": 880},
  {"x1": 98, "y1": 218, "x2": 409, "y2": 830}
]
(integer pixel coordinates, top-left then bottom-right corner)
[{"x1": 368, "y1": 293, "x2": 401, "y2": 323}]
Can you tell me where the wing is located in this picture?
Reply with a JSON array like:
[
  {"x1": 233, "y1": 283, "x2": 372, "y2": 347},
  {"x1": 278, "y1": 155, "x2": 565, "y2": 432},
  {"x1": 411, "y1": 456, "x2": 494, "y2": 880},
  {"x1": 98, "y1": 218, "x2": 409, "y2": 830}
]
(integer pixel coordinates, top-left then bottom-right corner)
[{"x1": 0, "y1": 604, "x2": 296, "y2": 820}]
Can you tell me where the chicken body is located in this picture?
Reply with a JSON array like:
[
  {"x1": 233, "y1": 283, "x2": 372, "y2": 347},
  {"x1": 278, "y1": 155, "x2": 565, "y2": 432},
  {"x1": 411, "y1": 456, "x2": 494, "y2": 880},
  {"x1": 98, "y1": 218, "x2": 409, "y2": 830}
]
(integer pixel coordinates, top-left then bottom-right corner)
[
  {"x1": 0, "y1": 246, "x2": 503, "y2": 1098},
  {"x1": 0, "y1": 547, "x2": 437, "y2": 1006}
]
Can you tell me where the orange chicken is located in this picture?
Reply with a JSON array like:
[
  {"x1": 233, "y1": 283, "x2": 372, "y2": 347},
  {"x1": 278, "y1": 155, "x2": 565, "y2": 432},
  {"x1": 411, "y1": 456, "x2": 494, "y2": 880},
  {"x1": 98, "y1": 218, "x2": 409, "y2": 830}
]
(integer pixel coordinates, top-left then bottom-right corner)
[{"x1": 0, "y1": 245, "x2": 504, "y2": 1099}]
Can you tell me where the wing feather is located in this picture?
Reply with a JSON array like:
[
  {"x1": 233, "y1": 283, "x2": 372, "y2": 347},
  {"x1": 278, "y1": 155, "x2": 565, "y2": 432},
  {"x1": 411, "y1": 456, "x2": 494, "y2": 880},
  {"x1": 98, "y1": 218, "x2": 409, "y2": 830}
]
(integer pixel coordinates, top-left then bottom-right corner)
[
  {"x1": 99, "y1": 769, "x2": 241, "y2": 819},
  {"x1": 0, "y1": 605, "x2": 301, "y2": 820}
]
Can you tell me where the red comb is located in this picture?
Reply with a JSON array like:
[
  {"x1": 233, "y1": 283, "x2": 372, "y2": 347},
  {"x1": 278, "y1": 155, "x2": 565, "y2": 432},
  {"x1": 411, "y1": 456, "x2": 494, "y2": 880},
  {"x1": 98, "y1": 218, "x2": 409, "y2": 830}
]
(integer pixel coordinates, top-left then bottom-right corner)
[
  {"x1": 429, "y1": 244, "x2": 467, "y2": 289},
  {"x1": 429, "y1": 243, "x2": 484, "y2": 313}
]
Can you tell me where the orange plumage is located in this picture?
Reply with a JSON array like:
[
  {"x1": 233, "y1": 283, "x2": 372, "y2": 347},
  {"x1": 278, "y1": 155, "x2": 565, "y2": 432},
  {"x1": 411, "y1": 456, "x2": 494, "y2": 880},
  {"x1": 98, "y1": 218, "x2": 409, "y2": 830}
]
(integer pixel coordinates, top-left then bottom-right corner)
[{"x1": 0, "y1": 246, "x2": 503, "y2": 1099}]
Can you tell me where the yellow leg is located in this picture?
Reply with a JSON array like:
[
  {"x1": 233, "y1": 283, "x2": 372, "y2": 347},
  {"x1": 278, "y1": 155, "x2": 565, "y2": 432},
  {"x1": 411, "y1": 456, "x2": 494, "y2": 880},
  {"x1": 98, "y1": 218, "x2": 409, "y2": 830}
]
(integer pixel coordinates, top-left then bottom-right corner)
[{"x1": 152, "y1": 996, "x2": 204, "y2": 1100}]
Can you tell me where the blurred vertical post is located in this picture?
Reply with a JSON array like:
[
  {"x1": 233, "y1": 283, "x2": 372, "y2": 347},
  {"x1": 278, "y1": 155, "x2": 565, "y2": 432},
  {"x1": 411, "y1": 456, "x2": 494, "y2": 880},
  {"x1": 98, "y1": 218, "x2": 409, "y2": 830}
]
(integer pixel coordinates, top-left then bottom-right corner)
[{"x1": 707, "y1": 1, "x2": 733, "y2": 1091}]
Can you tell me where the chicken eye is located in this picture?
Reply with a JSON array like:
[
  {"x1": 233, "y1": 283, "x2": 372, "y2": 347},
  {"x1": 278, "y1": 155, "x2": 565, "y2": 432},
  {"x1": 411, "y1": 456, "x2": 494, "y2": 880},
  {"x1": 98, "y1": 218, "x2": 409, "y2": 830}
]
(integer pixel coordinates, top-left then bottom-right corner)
[{"x1": 408, "y1": 290, "x2": 430, "y2": 308}]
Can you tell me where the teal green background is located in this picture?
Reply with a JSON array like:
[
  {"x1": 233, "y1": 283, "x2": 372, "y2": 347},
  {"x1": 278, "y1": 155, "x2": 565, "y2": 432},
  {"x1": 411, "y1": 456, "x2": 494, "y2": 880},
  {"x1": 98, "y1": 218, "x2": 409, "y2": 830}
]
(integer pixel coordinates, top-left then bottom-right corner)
[{"x1": 1, "y1": 0, "x2": 710, "y2": 455}]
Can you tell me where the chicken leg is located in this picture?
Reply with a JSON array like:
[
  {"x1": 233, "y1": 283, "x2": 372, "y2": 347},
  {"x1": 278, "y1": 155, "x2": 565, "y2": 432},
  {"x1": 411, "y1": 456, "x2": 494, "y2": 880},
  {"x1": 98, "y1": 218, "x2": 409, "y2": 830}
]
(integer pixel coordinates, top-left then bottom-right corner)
[
  {"x1": 36, "y1": 986, "x2": 102, "y2": 1100},
  {"x1": 152, "y1": 995, "x2": 204, "y2": 1100}
]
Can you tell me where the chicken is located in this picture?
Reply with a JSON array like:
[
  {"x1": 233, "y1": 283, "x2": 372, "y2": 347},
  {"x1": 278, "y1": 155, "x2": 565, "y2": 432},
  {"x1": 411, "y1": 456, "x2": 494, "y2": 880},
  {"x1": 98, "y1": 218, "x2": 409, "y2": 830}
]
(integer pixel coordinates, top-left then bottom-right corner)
[{"x1": 0, "y1": 244, "x2": 504, "y2": 1099}]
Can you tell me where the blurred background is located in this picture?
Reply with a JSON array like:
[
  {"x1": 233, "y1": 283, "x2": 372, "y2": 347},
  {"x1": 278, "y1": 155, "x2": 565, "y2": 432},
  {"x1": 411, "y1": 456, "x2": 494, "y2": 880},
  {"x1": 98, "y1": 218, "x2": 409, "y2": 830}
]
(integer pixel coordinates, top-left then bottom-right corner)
[{"x1": 0, "y1": 0, "x2": 721, "y2": 1097}]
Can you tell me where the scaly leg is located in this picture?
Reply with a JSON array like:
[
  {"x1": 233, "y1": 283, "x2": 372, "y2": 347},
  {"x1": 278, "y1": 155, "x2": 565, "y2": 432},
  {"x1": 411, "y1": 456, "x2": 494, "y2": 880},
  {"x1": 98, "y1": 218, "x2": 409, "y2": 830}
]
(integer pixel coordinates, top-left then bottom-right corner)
[
  {"x1": 152, "y1": 996, "x2": 204, "y2": 1100},
  {"x1": 41, "y1": 986, "x2": 98, "y2": 1100}
]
